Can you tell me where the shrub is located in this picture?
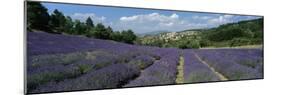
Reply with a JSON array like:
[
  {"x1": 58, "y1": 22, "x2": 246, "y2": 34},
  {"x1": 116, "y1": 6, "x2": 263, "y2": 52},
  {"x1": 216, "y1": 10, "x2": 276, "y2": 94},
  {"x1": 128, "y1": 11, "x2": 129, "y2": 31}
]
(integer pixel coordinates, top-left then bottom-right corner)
[
  {"x1": 77, "y1": 64, "x2": 93, "y2": 74},
  {"x1": 177, "y1": 40, "x2": 200, "y2": 49},
  {"x1": 230, "y1": 38, "x2": 251, "y2": 47},
  {"x1": 127, "y1": 55, "x2": 154, "y2": 69}
]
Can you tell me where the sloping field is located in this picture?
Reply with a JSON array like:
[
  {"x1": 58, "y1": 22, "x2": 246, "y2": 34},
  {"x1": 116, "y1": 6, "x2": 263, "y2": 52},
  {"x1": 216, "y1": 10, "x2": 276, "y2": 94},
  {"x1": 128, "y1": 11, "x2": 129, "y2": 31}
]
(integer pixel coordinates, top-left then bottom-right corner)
[{"x1": 26, "y1": 32, "x2": 263, "y2": 94}]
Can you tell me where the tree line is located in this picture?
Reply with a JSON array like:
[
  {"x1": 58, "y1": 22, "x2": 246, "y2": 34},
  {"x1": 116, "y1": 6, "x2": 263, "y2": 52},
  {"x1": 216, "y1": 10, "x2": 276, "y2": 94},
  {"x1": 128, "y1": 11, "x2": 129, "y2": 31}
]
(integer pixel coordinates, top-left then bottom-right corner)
[{"x1": 27, "y1": 2, "x2": 137, "y2": 44}]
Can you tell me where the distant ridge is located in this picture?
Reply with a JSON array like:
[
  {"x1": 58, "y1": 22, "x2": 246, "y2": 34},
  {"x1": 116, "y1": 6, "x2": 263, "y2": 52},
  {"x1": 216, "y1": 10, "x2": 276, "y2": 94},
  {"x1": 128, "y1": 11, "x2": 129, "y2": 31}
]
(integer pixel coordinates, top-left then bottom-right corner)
[{"x1": 137, "y1": 30, "x2": 171, "y2": 37}]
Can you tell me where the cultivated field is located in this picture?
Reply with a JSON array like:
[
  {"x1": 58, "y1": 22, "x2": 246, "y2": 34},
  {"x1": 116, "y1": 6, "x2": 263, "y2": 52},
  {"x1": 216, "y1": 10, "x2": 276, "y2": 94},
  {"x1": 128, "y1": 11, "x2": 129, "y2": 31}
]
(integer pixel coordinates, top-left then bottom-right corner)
[{"x1": 27, "y1": 32, "x2": 263, "y2": 93}]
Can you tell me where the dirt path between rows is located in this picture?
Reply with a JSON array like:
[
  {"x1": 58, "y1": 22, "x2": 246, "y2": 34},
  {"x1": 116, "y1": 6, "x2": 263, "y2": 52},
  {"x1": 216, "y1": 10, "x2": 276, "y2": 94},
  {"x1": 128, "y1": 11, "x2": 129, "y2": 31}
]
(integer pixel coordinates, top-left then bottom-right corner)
[
  {"x1": 176, "y1": 56, "x2": 185, "y2": 84},
  {"x1": 193, "y1": 52, "x2": 228, "y2": 81}
]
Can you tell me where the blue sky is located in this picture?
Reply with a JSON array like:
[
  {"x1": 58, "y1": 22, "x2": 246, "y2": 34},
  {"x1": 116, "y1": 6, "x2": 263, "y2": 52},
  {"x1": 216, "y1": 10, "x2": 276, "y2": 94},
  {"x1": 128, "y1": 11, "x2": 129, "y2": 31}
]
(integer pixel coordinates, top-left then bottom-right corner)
[{"x1": 42, "y1": 2, "x2": 261, "y2": 34}]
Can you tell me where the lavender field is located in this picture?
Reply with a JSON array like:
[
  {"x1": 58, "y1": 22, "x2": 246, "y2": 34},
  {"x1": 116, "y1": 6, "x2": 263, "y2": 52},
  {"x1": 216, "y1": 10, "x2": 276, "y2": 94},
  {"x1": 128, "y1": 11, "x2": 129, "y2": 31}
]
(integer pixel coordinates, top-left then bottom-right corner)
[{"x1": 26, "y1": 32, "x2": 263, "y2": 93}]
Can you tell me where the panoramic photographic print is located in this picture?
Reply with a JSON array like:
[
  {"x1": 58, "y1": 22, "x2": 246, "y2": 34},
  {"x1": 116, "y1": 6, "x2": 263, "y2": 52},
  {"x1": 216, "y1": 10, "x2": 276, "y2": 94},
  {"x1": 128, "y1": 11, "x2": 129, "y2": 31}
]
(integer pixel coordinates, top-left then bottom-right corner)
[{"x1": 25, "y1": 1, "x2": 263, "y2": 94}]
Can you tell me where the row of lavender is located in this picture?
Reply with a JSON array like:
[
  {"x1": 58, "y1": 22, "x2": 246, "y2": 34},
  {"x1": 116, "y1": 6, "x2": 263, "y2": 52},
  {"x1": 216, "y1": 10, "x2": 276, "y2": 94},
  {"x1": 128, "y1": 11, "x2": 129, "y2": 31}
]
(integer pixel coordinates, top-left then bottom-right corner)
[
  {"x1": 183, "y1": 50, "x2": 220, "y2": 83},
  {"x1": 124, "y1": 48, "x2": 180, "y2": 87},
  {"x1": 27, "y1": 32, "x2": 263, "y2": 94},
  {"x1": 27, "y1": 31, "x2": 144, "y2": 56},
  {"x1": 27, "y1": 32, "x2": 180, "y2": 93},
  {"x1": 194, "y1": 49, "x2": 263, "y2": 80}
]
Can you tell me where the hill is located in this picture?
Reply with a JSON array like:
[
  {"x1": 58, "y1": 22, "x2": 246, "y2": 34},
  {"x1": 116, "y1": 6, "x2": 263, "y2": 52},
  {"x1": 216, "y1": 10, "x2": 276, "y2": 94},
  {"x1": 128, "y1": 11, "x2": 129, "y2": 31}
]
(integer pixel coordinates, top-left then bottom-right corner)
[
  {"x1": 136, "y1": 30, "x2": 171, "y2": 37},
  {"x1": 137, "y1": 18, "x2": 263, "y2": 48}
]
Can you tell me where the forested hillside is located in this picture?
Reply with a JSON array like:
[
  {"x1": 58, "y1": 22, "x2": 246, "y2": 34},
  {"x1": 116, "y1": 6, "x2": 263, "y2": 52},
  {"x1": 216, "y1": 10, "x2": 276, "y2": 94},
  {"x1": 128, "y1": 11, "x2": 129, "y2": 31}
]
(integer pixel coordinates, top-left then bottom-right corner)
[
  {"x1": 201, "y1": 18, "x2": 263, "y2": 47},
  {"x1": 138, "y1": 18, "x2": 263, "y2": 48},
  {"x1": 27, "y1": 2, "x2": 137, "y2": 44}
]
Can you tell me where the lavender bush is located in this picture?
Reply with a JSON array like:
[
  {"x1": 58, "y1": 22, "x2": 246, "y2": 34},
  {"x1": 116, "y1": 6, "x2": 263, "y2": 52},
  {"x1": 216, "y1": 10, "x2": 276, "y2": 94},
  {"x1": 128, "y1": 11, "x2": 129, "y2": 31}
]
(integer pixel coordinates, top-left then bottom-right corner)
[
  {"x1": 127, "y1": 54, "x2": 155, "y2": 69},
  {"x1": 183, "y1": 50, "x2": 220, "y2": 83},
  {"x1": 31, "y1": 64, "x2": 141, "y2": 93},
  {"x1": 124, "y1": 48, "x2": 179, "y2": 87},
  {"x1": 27, "y1": 32, "x2": 263, "y2": 93},
  {"x1": 195, "y1": 49, "x2": 263, "y2": 80}
]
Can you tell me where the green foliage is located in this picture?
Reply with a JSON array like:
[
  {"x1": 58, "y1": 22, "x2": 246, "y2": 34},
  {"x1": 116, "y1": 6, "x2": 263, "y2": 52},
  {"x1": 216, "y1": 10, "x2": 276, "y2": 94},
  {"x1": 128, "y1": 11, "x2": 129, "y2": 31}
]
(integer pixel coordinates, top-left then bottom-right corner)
[
  {"x1": 89, "y1": 23, "x2": 109, "y2": 39},
  {"x1": 27, "y1": 2, "x2": 51, "y2": 31},
  {"x1": 110, "y1": 31, "x2": 123, "y2": 41},
  {"x1": 199, "y1": 39, "x2": 212, "y2": 47},
  {"x1": 138, "y1": 36, "x2": 165, "y2": 47},
  {"x1": 86, "y1": 17, "x2": 94, "y2": 27},
  {"x1": 93, "y1": 62, "x2": 112, "y2": 70},
  {"x1": 78, "y1": 64, "x2": 92, "y2": 74},
  {"x1": 50, "y1": 9, "x2": 67, "y2": 33},
  {"x1": 230, "y1": 38, "x2": 251, "y2": 47},
  {"x1": 63, "y1": 16, "x2": 74, "y2": 34},
  {"x1": 177, "y1": 40, "x2": 200, "y2": 49},
  {"x1": 27, "y1": 2, "x2": 138, "y2": 44},
  {"x1": 203, "y1": 18, "x2": 263, "y2": 46},
  {"x1": 177, "y1": 41, "x2": 188, "y2": 49},
  {"x1": 106, "y1": 26, "x2": 113, "y2": 34},
  {"x1": 121, "y1": 29, "x2": 137, "y2": 44},
  {"x1": 27, "y1": 2, "x2": 262, "y2": 47},
  {"x1": 254, "y1": 31, "x2": 263, "y2": 38},
  {"x1": 127, "y1": 58, "x2": 154, "y2": 69},
  {"x1": 139, "y1": 18, "x2": 263, "y2": 48},
  {"x1": 73, "y1": 20, "x2": 88, "y2": 35}
]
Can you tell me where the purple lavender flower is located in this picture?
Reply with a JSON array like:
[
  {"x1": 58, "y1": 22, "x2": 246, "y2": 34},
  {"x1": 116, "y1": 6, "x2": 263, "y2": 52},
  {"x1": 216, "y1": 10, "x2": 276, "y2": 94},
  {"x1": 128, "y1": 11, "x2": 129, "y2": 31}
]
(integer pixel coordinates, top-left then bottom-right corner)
[
  {"x1": 183, "y1": 50, "x2": 220, "y2": 83},
  {"x1": 31, "y1": 64, "x2": 140, "y2": 93}
]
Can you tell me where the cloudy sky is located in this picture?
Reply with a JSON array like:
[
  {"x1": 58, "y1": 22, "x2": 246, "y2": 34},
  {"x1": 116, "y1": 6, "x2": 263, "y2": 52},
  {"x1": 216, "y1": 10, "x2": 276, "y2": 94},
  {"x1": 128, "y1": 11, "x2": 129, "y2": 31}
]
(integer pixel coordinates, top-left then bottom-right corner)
[{"x1": 42, "y1": 2, "x2": 261, "y2": 34}]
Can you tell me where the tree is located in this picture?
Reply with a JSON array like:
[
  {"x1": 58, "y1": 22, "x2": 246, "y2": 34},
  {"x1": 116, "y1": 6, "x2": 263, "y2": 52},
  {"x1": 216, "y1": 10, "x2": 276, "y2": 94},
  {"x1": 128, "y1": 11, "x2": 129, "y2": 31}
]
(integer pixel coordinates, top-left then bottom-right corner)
[
  {"x1": 121, "y1": 29, "x2": 137, "y2": 44},
  {"x1": 110, "y1": 31, "x2": 123, "y2": 41},
  {"x1": 64, "y1": 16, "x2": 74, "y2": 34},
  {"x1": 106, "y1": 26, "x2": 113, "y2": 35},
  {"x1": 73, "y1": 20, "x2": 87, "y2": 35},
  {"x1": 27, "y1": 2, "x2": 50, "y2": 31},
  {"x1": 92, "y1": 23, "x2": 110, "y2": 39},
  {"x1": 94, "y1": 23, "x2": 106, "y2": 32},
  {"x1": 50, "y1": 9, "x2": 66, "y2": 33},
  {"x1": 177, "y1": 40, "x2": 200, "y2": 49},
  {"x1": 27, "y1": 3, "x2": 140, "y2": 44},
  {"x1": 86, "y1": 17, "x2": 94, "y2": 27}
]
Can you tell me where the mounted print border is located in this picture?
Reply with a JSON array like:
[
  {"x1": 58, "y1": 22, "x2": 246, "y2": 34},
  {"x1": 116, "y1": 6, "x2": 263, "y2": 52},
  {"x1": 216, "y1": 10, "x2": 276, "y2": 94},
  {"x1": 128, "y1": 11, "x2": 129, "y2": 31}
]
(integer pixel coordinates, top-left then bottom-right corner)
[{"x1": 24, "y1": 0, "x2": 264, "y2": 94}]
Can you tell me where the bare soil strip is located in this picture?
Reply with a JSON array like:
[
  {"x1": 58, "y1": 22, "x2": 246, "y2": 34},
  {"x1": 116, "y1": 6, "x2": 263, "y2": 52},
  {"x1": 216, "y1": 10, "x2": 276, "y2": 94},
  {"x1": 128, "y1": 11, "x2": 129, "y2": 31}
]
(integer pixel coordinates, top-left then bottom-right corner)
[
  {"x1": 176, "y1": 56, "x2": 185, "y2": 84},
  {"x1": 193, "y1": 53, "x2": 228, "y2": 81},
  {"x1": 200, "y1": 45, "x2": 262, "y2": 49}
]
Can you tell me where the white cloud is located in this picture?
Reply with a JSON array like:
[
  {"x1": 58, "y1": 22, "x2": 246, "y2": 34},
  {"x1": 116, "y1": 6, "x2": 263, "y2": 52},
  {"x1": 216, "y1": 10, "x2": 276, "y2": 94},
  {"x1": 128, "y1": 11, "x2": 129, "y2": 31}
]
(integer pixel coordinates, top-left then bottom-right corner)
[
  {"x1": 119, "y1": 12, "x2": 180, "y2": 23},
  {"x1": 208, "y1": 14, "x2": 234, "y2": 25},
  {"x1": 120, "y1": 16, "x2": 138, "y2": 21},
  {"x1": 160, "y1": 22, "x2": 174, "y2": 27},
  {"x1": 223, "y1": 14, "x2": 234, "y2": 18},
  {"x1": 170, "y1": 13, "x2": 179, "y2": 19},
  {"x1": 116, "y1": 13, "x2": 193, "y2": 33},
  {"x1": 67, "y1": 12, "x2": 255, "y2": 34},
  {"x1": 70, "y1": 13, "x2": 106, "y2": 23},
  {"x1": 192, "y1": 16, "x2": 211, "y2": 20}
]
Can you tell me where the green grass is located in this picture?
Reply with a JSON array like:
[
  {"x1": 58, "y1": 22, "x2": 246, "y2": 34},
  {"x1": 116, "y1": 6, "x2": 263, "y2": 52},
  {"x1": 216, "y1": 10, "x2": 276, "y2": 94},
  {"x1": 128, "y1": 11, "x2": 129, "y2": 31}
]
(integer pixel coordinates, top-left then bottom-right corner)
[{"x1": 78, "y1": 64, "x2": 93, "y2": 74}]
